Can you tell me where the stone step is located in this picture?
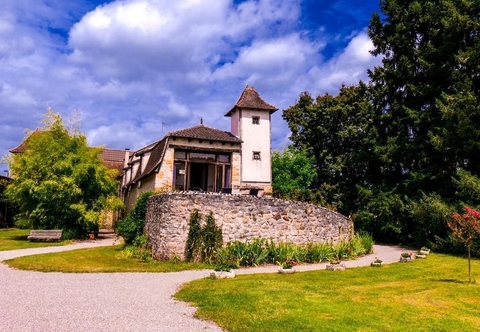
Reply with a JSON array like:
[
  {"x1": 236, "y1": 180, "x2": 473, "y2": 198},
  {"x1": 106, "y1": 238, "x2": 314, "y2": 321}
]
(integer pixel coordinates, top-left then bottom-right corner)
[{"x1": 98, "y1": 229, "x2": 117, "y2": 239}]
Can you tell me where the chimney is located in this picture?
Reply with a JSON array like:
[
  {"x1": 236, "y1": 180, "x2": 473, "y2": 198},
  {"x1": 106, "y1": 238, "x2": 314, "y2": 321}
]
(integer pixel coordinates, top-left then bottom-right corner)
[
  {"x1": 124, "y1": 148, "x2": 130, "y2": 168},
  {"x1": 200, "y1": 118, "x2": 203, "y2": 125}
]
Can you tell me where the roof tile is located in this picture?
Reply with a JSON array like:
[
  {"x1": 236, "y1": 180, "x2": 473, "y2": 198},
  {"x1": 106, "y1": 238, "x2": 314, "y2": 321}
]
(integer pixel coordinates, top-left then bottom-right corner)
[{"x1": 167, "y1": 124, "x2": 242, "y2": 143}]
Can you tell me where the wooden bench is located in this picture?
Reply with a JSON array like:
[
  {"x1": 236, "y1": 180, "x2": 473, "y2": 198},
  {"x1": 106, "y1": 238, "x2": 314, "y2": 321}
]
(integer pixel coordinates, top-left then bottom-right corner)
[{"x1": 27, "y1": 230, "x2": 63, "y2": 242}]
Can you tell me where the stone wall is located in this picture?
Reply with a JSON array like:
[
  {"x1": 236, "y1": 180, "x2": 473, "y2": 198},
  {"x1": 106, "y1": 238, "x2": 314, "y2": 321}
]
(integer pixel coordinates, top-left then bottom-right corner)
[{"x1": 145, "y1": 192, "x2": 353, "y2": 260}]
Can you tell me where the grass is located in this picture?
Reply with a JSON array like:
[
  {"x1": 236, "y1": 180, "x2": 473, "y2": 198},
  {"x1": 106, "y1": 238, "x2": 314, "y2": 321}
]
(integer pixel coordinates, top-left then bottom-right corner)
[
  {"x1": 5, "y1": 245, "x2": 211, "y2": 272},
  {"x1": 0, "y1": 228, "x2": 72, "y2": 251},
  {"x1": 175, "y1": 254, "x2": 480, "y2": 332}
]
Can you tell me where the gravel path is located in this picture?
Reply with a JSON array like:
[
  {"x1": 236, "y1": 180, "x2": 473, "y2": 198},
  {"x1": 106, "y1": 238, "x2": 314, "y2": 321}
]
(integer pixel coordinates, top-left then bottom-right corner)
[{"x1": 0, "y1": 239, "x2": 409, "y2": 332}]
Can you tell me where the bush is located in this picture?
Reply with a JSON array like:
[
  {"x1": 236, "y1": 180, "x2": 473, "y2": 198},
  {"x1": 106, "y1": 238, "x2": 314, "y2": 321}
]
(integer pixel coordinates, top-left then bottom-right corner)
[
  {"x1": 185, "y1": 209, "x2": 203, "y2": 262},
  {"x1": 307, "y1": 242, "x2": 334, "y2": 263},
  {"x1": 218, "y1": 234, "x2": 373, "y2": 268},
  {"x1": 117, "y1": 191, "x2": 153, "y2": 244},
  {"x1": 214, "y1": 247, "x2": 238, "y2": 271},
  {"x1": 202, "y1": 212, "x2": 223, "y2": 263},
  {"x1": 185, "y1": 210, "x2": 223, "y2": 263},
  {"x1": 356, "y1": 232, "x2": 374, "y2": 255},
  {"x1": 120, "y1": 235, "x2": 152, "y2": 262}
]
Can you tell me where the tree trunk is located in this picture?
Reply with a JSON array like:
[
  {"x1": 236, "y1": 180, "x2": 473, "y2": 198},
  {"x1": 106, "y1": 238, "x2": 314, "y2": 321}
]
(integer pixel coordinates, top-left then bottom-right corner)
[{"x1": 468, "y1": 245, "x2": 471, "y2": 283}]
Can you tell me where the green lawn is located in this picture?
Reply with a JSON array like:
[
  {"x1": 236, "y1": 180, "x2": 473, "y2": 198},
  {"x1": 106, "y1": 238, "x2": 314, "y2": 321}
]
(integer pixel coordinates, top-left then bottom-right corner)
[
  {"x1": 0, "y1": 228, "x2": 72, "y2": 251},
  {"x1": 5, "y1": 245, "x2": 211, "y2": 272},
  {"x1": 176, "y1": 254, "x2": 480, "y2": 332}
]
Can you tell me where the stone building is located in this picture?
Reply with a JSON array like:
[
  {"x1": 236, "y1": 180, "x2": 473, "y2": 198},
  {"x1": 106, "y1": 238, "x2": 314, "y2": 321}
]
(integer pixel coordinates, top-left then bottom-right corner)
[{"x1": 121, "y1": 86, "x2": 278, "y2": 213}]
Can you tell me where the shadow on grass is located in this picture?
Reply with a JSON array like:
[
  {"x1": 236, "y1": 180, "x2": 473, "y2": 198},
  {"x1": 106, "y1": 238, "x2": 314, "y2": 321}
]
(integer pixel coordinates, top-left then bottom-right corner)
[
  {"x1": 434, "y1": 278, "x2": 474, "y2": 284},
  {"x1": 9, "y1": 235, "x2": 29, "y2": 241}
]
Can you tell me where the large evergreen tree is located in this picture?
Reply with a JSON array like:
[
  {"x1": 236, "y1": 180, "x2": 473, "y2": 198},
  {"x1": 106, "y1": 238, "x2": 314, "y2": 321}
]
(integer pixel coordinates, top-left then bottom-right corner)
[
  {"x1": 367, "y1": 0, "x2": 480, "y2": 242},
  {"x1": 369, "y1": 0, "x2": 480, "y2": 199},
  {"x1": 5, "y1": 110, "x2": 121, "y2": 239},
  {"x1": 282, "y1": 0, "x2": 480, "y2": 247}
]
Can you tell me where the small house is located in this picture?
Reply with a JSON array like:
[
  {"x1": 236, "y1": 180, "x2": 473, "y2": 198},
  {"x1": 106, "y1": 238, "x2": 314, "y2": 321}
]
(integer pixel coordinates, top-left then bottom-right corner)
[{"x1": 121, "y1": 86, "x2": 277, "y2": 212}]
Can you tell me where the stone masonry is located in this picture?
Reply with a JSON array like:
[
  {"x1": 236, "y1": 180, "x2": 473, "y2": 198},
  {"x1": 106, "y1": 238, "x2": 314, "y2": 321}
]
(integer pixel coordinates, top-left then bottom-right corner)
[{"x1": 145, "y1": 192, "x2": 353, "y2": 260}]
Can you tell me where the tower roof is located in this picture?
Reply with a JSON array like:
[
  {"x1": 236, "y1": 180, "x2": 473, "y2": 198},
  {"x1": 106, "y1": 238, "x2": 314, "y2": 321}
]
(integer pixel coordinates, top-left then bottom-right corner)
[{"x1": 225, "y1": 86, "x2": 278, "y2": 116}]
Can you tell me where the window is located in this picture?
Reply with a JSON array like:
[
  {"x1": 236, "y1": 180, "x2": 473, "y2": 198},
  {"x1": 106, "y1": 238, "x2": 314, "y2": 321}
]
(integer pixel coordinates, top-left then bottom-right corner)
[
  {"x1": 190, "y1": 152, "x2": 216, "y2": 162},
  {"x1": 253, "y1": 151, "x2": 261, "y2": 160},
  {"x1": 252, "y1": 116, "x2": 260, "y2": 125},
  {"x1": 174, "y1": 150, "x2": 186, "y2": 159},
  {"x1": 218, "y1": 154, "x2": 230, "y2": 163}
]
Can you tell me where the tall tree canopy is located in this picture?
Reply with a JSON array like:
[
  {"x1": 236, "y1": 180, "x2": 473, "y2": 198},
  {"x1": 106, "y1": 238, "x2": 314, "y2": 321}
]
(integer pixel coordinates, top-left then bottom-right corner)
[
  {"x1": 284, "y1": 83, "x2": 380, "y2": 213},
  {"x1": 282, "y1": 0, "x2": 480, "y2": 248},
  {"x1": 5, "y1": 110, "x2": 121, "y2": 239},
  {"x1": 272, "y1": 147, "x2": 317, "y2": 202}
]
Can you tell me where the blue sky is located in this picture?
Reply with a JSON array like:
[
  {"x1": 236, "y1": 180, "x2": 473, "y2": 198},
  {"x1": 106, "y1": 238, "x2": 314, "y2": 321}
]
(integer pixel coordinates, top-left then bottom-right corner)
[{"x1": 0, "y1": 0, "x2": 382, "y2": 172}]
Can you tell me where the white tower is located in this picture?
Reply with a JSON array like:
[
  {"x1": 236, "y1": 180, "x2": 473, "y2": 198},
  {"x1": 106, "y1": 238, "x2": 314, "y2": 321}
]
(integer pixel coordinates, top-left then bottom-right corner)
[{"x1": 225, "y1": 86, "x2": 278, "y2": 195}]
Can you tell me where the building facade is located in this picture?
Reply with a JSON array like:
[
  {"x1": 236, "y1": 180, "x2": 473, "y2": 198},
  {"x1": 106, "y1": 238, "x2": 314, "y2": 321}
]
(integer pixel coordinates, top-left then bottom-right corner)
[{"x1": 121, "y1": 86, "x2": 277, "y2": 213}]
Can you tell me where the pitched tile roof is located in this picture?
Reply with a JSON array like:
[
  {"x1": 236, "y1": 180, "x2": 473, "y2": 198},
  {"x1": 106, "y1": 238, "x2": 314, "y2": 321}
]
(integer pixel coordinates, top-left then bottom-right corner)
[
  {"x1": 130, "y1": 138, "x2": 168, "y2": 184},
  {"x1": 100, "y1": 148, "x2": 130, "y2": 174},
  {"x1": 225, "y1": 86, "x2": 278, "y2": 116},
  {"x1": 167, "y1": 124, "x2": 242, "y2": 143},
  {"x1": 9, "y1": 131, "x2": 129, "y2": 174},
  {"x1": 9, "y1": 129, "x2": 43, "y2": 153},
  {"x1": 126, "y1": 124, "x2": 242, "y2": 186}
]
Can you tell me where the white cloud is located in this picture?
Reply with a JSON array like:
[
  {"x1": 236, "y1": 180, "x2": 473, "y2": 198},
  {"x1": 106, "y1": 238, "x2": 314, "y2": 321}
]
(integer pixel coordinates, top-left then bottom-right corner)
[
  {"x1": 0, "y1": 0, "x2": 381, "y2": 170},
  {"x1": 295, "y1": 32, "x2": 380, "y2": 95}
]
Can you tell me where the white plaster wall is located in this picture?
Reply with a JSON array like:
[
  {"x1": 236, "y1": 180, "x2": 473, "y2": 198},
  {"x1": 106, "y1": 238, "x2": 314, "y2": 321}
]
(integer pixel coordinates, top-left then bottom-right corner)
[
  {"x1": 125, "y1": 174, "x2": 156, "y2": 213},
  {"x1": 230, "y1": 110, "x2": 240, "y2": 137},
  {"x1": 239, "y1": 109, "x2": 272, "y2": 183}
]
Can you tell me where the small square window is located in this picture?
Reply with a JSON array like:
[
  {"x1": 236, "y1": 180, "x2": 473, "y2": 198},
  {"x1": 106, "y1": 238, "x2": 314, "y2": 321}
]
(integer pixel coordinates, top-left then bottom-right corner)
[
  {"x1": 253, "y1": 151, "x2": 261, "y2": 160},
  {"x1": 252, "y1": 116, "x2": 260, "y2": 125}
]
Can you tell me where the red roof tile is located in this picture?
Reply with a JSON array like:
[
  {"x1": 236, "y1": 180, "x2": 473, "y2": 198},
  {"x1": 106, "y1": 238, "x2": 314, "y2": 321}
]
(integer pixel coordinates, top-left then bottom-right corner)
[
  {"x1": 9, "y1": 129, "x2": 43, "y2": 154},
  {"x1": 100, "y1": 148, "x2": 130, "y2": 174},
  {"x1": 10, "y1": 132, "x2": 129, "y2": 174},
  {"x1": 225, "y1": 86, "x2": 277, "y2": 116},
  {"x1": 129, "y1": 138, "x2": 168, "y2": 184},
  {"x1": 167, "y1": 124, "x2": 242, "y2": 143}
]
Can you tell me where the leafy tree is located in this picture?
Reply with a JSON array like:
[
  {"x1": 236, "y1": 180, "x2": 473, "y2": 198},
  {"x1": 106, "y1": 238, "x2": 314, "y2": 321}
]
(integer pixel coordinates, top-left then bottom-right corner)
[
  {"x1": 271, "y1": 147, "x2": 316, "y2": 201},
  {"x1": 448, "y1": 207, "x2": 480, "y2": 283},
  {"x1": 367, "y1": 0, "x2": 480, "y2": 243},
  {"x1": 5, "y1": 110, "x2": 121, "y2": 239},
  {"x1": 282, "y1": 0, "x2": 480, "y2": 248},
  {"x1": 283, "y1": 83, "x2": 379, "y2": 214}
]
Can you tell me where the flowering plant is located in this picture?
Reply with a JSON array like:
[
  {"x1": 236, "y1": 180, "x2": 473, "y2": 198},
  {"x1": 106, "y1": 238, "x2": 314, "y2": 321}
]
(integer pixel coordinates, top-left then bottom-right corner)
[
  {"x1": 401, "y1": 252, "x2": 412, "y2": 258},
  {"x1": 282, "y1": 259, "x2": 298, "y2": 269},
  {"x1": 449, "y1": 206, "x2": 480, "y2": 283}
]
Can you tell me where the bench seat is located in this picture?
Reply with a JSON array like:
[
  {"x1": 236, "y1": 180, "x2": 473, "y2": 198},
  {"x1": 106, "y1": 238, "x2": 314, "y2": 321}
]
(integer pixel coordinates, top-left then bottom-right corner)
[{"x1": 28, "y1": 230, "x2": 63, "y2": 242}]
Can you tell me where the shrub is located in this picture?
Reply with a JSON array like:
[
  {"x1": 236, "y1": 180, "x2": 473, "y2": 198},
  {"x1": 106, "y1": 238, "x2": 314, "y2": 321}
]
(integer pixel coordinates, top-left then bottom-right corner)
[
  {"x1": 185, "y1": 210, "x2": 223, "y2": 263},
  {"x1": 202, "y1": 211, "x2": 223, "y2": 263},
  {"x1": 228, "y1": 241, "x2": 251, "y2": 267},
  {"x1": 214, "y1": 247, "x2": 238, "y2": 271},
  {"x1": 356, "y1": 232, "x2": 374, "y2": 254},
  {"x1": 117, "y1": 191, "x2": 154, "y2": 244},
  {"x1": 248, "y1": 238, "x2": 269, "y2": 266},
  {"x1": 307, "y1": 242, "x2": 334, "y2": 263},
  {"x1": 185, "y1": 209, "x2": 202, "y2": 262}
]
